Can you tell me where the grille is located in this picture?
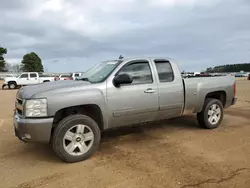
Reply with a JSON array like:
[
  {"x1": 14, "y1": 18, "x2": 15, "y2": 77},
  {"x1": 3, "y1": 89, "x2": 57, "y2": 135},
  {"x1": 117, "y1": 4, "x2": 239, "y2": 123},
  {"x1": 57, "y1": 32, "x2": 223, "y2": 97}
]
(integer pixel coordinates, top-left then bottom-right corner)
[{"x1": 15, "y1": 97, "x2": 24, "y2": 116}]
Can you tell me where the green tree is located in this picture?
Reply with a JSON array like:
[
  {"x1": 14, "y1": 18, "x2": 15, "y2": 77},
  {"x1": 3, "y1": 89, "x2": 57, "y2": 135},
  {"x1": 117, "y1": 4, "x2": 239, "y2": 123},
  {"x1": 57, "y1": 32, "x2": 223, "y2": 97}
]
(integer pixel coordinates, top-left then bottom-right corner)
[
  {"x1": 0, "y1": 46, "x2": 7, "y2": 72},
  {"x1": 206, "y1": 67, "x2": 213, "y2": 73},
  {"x1": 21, "y1": 52, "x2": 44, "y2": 72}
]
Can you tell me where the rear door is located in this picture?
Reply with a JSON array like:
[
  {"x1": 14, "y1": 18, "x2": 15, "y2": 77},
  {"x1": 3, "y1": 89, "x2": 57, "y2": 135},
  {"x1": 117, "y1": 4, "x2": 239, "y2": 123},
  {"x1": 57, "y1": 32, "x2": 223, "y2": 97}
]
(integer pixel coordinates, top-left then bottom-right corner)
[
  {"x1": 29, "y1": 73, "x2": 39, "y2": 84},
  {"x1": 151, "y1": 58, "x2": 185, "y2": 120},
  {"x1": 106, "y1": 59, "x2": 159, "y2": 128}
]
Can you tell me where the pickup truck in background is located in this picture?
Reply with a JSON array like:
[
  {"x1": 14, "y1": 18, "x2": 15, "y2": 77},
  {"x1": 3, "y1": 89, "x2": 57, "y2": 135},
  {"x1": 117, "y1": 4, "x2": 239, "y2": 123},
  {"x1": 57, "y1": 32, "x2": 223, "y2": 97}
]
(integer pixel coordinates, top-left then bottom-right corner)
[
  {"x1": 2, "y1": 72, "x2": 55, "y2": 89},
  {"x1": 56, "y1": 72, "x2": 84, "y2": 81},
  {"x1": 70, "y1": 72, "x2": 84, "y2": 80},
  {"x1": 58, "y1": 74, "x2": 72, "y2": 80},
  {"x1": 13, "y1": 57, "x2": 237, "y2": 163}
]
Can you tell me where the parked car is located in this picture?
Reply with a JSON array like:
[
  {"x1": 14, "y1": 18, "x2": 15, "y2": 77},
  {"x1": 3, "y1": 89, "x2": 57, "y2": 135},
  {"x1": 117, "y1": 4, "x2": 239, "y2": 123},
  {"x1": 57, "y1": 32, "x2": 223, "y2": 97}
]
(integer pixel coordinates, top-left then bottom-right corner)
[
  {"x1": 13, "y1": 57, "x2": 237, "y2": 163},
  {"x1": 53, "y1": 75, "x2": 60, "y2": 81},
  {"x1": 2, "y1": 72, "x2": 55, "y2": 89},
  {"x1": 70, "y1": 72, "x2": 84, "y2": 80},
  {"x1": 235, "y1": 73, "x2": 245, "y2": 77},
  {"x1": 58, "y1": 74, "x2": 73, "y2": 80}
]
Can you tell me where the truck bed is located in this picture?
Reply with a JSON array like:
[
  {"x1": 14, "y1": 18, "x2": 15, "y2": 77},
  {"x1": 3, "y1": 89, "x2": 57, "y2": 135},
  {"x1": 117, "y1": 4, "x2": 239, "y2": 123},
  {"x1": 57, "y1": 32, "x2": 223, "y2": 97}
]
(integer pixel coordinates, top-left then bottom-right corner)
[{"x1": 183, "y1": 75, "x2": 235, "y2": 113}]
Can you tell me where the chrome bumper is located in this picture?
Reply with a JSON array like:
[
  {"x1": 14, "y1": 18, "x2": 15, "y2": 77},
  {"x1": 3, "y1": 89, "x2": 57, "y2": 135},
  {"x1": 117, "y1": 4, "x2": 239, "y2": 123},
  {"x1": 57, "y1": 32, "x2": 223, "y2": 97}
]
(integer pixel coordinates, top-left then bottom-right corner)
[{"x1": 13, "y1": 112, "x2": 54, "y2": 143}]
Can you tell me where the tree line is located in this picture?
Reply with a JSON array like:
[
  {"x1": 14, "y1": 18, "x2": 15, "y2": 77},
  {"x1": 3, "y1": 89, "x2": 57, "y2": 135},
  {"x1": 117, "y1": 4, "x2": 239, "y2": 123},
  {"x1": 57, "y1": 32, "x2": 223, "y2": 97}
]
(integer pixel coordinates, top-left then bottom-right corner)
[
  {"x1": 0, "y1": 46, "x2": 44, "y2": 73},
  {"x1": 2, "y1": 44, "x2": 250, "y2": 74},
  {"x1": 206, "y1": 63, "x2": 250, "y2": 73}
]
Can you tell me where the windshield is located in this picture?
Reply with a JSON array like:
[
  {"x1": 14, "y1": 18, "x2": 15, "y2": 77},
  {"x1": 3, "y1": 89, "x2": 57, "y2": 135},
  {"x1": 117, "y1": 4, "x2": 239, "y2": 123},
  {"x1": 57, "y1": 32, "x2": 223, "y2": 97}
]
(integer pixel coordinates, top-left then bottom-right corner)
[{"x1": 78, "y1": 60, "x2": 123, "y2": 83}]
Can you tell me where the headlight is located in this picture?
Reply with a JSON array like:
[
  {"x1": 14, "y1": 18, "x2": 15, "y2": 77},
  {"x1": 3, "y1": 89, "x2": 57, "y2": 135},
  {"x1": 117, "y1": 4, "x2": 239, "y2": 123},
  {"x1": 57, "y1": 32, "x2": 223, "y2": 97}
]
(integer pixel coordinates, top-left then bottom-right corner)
[{"x1": 25, "y1": 98, "x2": 47, "y2": 117}]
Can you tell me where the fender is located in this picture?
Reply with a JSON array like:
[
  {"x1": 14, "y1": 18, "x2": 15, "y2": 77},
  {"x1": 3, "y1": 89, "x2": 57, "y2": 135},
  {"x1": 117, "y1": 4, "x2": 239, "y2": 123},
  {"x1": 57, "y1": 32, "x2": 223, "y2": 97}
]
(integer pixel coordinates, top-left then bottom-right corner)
[
  {"x1": 195, "y1": 79, "x2": 234, "y2": 113},
  {"x1": 33, "y1": 88, "x2": 108, "y2": 129}
]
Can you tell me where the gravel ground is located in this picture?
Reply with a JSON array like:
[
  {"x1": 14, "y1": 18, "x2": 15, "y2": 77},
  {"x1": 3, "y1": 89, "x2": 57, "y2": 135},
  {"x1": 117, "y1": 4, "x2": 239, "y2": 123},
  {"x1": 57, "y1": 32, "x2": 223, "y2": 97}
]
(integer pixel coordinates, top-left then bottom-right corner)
[{"x1": 0, "y1": 80, "x2": 249, "y2": 188}]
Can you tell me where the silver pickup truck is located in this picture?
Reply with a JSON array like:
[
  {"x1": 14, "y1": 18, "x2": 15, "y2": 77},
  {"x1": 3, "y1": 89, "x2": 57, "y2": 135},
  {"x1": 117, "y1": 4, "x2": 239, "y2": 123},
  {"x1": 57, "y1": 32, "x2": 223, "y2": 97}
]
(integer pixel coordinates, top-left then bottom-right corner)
[{"x1": 13, "y1": 57, "x2": 237, "y2": 163}]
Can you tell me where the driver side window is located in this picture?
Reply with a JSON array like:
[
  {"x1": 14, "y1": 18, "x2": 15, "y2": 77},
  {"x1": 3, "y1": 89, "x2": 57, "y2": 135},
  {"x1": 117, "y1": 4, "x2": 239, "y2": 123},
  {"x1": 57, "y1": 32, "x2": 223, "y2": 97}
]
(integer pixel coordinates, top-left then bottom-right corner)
[
  {"x1": 117, "y1": 61, "x2": 153, "y2": 85},
  {"x1": 20, "y1": 74, "x2": 28, "y2": 78}
]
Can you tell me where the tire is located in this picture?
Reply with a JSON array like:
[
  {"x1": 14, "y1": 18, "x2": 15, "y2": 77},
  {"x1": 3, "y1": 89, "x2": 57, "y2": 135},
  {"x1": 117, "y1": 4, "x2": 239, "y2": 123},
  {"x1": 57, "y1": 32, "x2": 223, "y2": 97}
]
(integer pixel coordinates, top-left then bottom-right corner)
[
  {"x1": 8, "y1": 82, "x2": 17, "y2": 89},
  {"x1": 197, "y1": 98, "x2": 224, "y2": 129},
  {"x1": 2, "y1": 84, "x2": 6, "y2": 89},
  {"x1": 52, "y1": 114, "x2": 101, "y2": 163}
]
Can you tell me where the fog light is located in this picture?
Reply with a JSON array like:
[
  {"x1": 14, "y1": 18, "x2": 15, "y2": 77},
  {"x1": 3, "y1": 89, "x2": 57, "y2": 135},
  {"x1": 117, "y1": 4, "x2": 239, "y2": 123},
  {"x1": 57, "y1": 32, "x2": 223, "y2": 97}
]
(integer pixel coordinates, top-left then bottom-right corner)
[{"x1": 24, "y1": 134, "x2": 31, "y2": 139}]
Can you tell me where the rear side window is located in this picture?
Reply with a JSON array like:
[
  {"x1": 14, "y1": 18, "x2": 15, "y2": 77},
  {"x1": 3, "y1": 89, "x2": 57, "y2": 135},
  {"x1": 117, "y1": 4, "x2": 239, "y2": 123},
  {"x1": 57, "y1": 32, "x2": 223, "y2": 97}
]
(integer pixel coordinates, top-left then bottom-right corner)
[
  {"x1": 154, "y1": 60, "x2": 174, "y2": 82},
  {"x1": 30, "y1": 73, "x2": 37, "y2": 78}
]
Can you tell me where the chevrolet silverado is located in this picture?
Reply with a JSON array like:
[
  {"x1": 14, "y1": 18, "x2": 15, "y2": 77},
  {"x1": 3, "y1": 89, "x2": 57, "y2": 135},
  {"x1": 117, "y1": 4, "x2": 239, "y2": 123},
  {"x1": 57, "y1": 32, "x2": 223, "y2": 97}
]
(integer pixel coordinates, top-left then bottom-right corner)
[{"x1": 13, "y1": 57, "x2": 237, "y2": 162}]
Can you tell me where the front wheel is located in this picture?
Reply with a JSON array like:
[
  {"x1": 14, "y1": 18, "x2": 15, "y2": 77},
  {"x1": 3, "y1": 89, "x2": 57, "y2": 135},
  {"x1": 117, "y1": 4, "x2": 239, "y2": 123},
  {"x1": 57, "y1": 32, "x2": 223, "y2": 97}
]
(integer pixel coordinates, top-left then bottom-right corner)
[
  {"x1": 8, "y1": 82, "x2": 17, "y2": 89},
  {"x1": 197, "y1": 98, "x2": 224, "y2": 129},
  {"x1": 52, "y1": 114, "x2": 101, "y2": 163}
]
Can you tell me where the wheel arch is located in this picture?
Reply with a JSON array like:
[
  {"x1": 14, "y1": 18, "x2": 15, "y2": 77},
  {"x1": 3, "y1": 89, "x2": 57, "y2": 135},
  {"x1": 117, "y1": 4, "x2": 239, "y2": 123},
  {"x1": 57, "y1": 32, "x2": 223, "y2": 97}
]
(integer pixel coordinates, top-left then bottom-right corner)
[
  {"x1": 8, "y1": 80, "x2": 17, "y2": 85},
  {"x1": 50, "y1": 104, "x2": 104, "y2": 142},
  {"x1": 205, "y1": 91, "x2": 226, "y2": 107},
  {"x1": 197, "y1": 90, "x2": 227, "y2": 113}
]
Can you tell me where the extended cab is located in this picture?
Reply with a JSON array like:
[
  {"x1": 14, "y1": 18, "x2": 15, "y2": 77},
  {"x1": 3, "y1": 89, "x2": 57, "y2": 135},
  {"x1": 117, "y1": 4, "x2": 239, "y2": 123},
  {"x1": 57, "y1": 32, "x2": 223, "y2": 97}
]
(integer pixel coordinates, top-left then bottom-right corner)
[
  {"x1": 13, "y1": 57, "x2": 237, "y2": 162},
  {"x1": 2, "y1": 72, "x2": 55, "y2": 89}
]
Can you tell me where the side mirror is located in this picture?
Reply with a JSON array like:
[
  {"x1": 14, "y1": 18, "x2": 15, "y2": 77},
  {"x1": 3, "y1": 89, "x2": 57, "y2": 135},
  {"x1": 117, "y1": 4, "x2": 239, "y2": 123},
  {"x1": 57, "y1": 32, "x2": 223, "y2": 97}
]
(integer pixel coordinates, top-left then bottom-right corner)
[{"x1": 113, "y1": 73, "x2": 133, "y2": 87}]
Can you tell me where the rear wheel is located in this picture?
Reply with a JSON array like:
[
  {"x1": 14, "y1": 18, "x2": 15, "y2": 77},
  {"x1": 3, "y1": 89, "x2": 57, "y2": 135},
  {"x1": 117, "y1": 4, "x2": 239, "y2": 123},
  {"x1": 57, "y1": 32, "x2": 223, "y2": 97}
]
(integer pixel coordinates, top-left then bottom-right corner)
[
  {"x1": 8, "y1": 82, "x2": 17, "y2": 89},
  {"x1": 52, "y1": 114, "x2": 101, "y2": 163},
  {"x1": 197, "y1": 98, "x2": 224, "y2": 129}
]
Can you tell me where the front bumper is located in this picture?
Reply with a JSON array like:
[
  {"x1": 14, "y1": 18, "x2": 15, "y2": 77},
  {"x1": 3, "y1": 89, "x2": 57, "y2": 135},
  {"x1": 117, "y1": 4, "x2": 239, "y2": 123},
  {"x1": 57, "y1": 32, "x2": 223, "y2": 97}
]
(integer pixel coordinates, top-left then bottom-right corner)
[
  {"x1": 2, "y1": 84, "x2": 7, "y2": 89},
  {"x1": 13, "y1": 112, "x2": 54, "y2": 143}
]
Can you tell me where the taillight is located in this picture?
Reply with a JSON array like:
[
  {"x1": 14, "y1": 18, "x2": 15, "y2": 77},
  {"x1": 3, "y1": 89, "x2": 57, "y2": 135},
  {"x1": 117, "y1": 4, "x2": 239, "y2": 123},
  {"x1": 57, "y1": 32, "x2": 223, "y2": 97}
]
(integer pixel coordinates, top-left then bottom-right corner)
[{"x1": 233, "y1": 81, "x2": 236, "y2": 96}]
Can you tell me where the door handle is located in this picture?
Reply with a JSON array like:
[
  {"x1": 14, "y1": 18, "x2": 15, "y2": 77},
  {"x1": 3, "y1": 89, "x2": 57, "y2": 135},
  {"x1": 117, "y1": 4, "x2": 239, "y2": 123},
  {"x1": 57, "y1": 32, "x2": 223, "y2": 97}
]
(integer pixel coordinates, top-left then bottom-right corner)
[{"x1": 144, "y1": 88, "x2": 156, "y2": 93}]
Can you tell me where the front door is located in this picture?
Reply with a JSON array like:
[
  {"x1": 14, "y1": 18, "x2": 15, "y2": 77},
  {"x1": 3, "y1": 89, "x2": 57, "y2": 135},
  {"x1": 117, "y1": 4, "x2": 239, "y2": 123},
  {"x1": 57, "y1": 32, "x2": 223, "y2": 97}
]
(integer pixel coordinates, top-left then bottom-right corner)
[
  {"x1": 18, "y1": 73, "x2": 29, "y2": 85},
  {"x1": 106, "y1": 59, "x2": 159, "y2": 128}
]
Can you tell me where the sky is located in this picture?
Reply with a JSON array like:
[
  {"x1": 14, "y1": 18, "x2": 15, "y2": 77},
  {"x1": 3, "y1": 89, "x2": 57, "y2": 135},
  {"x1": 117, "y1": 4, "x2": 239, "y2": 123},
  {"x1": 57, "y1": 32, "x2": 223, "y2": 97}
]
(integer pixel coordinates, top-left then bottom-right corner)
[{"x1": 0, "y1": 0, "x2": 250, "y2": 72}]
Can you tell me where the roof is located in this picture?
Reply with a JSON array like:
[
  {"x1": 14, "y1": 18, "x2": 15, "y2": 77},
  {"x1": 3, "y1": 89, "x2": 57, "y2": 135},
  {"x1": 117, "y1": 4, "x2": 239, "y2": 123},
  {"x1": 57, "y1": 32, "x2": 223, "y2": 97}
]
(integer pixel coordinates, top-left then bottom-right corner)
[{"x1": 103, "y1": 56, "x2": 176, "y2": 62}]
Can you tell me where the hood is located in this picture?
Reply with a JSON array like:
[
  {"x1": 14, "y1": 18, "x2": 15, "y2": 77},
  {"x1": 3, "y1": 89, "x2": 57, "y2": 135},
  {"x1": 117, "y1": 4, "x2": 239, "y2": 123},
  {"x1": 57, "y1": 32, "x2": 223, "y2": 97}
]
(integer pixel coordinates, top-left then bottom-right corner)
[
  {"x1": 4, "y1": 76, "x2": 17, "y2": 82},
  {"x1": 17, "y1": 80, "x2": 91, "y2": 99}
]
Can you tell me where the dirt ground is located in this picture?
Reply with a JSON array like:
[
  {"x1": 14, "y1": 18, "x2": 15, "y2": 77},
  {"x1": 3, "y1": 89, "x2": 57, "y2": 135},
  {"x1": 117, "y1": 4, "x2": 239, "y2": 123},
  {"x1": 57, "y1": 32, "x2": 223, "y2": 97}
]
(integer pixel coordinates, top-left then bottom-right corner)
[{"x1": 0, "y1": 80, "x2": 249, "y2": 188}]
